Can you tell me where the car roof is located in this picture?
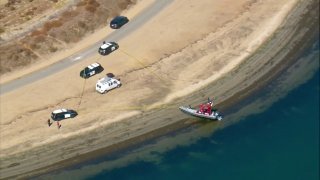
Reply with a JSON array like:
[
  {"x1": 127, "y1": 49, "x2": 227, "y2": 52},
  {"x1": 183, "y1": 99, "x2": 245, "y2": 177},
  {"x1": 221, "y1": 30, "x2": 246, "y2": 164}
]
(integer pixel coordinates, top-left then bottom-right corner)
[
  {"x1": 88, "y1": 62, "x2": 100, "y2": 69},
  {"x1": 98, "y1": 77, "x2": 117, "y2": 85},
  {"x1": 112, "y1": 16, "x2": 126, "y2": 21},
  {"x1": 100, "y1": 42, "x2": 113, "y2": 49},
  {"x1": 52, "y1": 109, "x2": 67, "y2": 114}
]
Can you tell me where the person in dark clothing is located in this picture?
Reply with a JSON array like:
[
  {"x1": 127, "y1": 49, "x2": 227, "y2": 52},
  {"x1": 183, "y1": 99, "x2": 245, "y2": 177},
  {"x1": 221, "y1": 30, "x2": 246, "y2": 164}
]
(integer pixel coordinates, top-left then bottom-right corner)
[
  {"x1": 57, "y1": 121, "x2": 61, "y2": 129},
  {"x1": 47, "y1": 119, "x2": 52, "y2": 127}
]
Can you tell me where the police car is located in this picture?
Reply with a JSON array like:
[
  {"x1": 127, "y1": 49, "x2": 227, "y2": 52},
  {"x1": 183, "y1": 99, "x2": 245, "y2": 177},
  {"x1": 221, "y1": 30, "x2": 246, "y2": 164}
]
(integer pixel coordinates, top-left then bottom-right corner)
[
  {"x1": 98, "y1": 42, "x2": 119, "y2": 55},
  {"x1": 96, "y1": 76, "x2": 121, "y2": 94},
  {"x1": 80, "y1": 62, "x2": 104, "y2": 79},
  {"x1": 51, "y1": 109, "x2": 78, "y2": 121}
]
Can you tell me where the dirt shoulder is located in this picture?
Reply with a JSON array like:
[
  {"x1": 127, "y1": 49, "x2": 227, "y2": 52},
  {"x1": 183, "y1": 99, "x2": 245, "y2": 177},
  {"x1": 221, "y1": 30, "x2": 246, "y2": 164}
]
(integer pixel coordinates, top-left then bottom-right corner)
[{"x1": 1, "y1": 0, "x2": 317, "y2": 178}]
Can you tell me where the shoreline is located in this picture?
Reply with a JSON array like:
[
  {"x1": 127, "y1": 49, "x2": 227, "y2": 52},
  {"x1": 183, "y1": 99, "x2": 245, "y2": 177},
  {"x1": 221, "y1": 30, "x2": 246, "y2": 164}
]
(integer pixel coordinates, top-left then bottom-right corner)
[
  {"x1": 38, "y1": 51, "x2": 319, "y2": 179},
  {"x1": 6, "y1": 0, "x2": 319, "y2": 178},
  {"x1": 1, "y1": 0, "x2": 318, "y2": 179},
  {"x1": 33, "y1": 31, "x2": 319, "y2": 179}
]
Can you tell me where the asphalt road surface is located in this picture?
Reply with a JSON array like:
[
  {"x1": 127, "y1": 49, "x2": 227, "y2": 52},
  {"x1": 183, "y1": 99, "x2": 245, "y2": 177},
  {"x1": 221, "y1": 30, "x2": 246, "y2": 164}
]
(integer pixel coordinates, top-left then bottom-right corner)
[{"x1": 0, "y1": 0, "x2": 173, "y2": 95}]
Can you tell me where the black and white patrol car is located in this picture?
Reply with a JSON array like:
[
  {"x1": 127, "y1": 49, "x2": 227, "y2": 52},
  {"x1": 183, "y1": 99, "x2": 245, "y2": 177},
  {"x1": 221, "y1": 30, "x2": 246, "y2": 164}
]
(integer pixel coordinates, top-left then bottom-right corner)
[
  {"x1": 80, "y1": 62, "x2": 104, "y2": 79},
  {"x1": 98, "y1": 42, "x2": 119, "y2": 56},
  {"x1": 51, "y1": 109, "x2": 78, "y2": 121},
  {"x1": 110, "y1": 16, "x2": 129, "y2": 29}
]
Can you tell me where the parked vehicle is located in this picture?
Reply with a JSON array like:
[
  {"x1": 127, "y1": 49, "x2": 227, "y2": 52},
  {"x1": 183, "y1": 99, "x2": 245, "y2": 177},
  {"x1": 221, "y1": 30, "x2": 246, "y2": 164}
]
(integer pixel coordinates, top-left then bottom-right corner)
[
  {"x1": 51, "y1": 109, "x2": 78, "y2": 121},
  {"x1": 106, "y1": 72, "x2": 115, "y2": 78},
  {"x1": 98, "y1": 42, "x2": 119, "y2": 55},
  {"x1": 96, "y1": 76, "x2": 121, "y2": 94},
  {"x1": 80, "y1": 62, "x2": 104, "y2": 79},
  {"x1": 110, "y1": 16, "x2": 129, "y2": 29}
]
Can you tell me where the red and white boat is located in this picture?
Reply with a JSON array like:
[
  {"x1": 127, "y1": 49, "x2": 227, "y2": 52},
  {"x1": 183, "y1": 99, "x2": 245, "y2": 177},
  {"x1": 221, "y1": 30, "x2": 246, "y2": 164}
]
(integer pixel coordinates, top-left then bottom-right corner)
[{"x1": 179, "y1": 99, "x2": 223, "y2": 121}]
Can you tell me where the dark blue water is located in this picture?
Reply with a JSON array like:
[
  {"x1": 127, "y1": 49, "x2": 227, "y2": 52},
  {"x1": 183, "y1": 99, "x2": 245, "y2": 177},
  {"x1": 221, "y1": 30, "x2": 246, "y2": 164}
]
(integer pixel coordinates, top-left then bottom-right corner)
[{"x1": 85, "y1": 70, "x2": 318, "y2": 180}]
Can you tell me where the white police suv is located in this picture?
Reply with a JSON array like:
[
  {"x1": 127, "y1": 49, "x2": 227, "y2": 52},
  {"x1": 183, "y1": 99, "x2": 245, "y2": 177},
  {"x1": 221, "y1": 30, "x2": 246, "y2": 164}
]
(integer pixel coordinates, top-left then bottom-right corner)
[{"x1": 96, "y1": 77, "x2": 121, "y2": 94}]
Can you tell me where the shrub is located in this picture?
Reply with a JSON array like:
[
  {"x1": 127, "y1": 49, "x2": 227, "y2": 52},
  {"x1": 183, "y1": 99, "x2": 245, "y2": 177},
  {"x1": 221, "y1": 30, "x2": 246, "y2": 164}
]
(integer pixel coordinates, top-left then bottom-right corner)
[
  {"x1": 30, "y1": 30, "x2": 46, "y2": 36},
  {"x1": 85, "y1": 5, "x2": 96, "y2": 13},
  {"x1": 87, "y1": 0, "x2": 100, "y2": 7},
  {"x1": 42, "y1": 19, "x2": 63, "y2": 33},
  {"x1": 49, "y1": 46, "x2": 58, "y2": 52},
  {"x1": 76, "y1": 1, "x2": 86, "y2": 6},
  {"x1": 0, "y1": 27, "x2": 5, "y2": 34},
  {"x1": 61, "y1": 10, "x2": 79, "y2": 19}
]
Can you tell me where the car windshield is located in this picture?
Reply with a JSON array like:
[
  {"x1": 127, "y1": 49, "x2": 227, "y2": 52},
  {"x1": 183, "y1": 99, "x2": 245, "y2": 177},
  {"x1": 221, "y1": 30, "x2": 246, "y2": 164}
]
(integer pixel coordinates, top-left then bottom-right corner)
[{"x1": 51, "y1": 113, "x2": 56, "y2": 118}]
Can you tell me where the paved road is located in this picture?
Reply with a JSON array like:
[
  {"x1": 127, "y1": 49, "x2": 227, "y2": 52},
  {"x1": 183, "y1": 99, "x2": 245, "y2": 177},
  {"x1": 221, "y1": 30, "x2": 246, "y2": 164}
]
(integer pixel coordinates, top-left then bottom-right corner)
[{"x1": 0, "y1": 0, "x2": 173, "y2": 95}]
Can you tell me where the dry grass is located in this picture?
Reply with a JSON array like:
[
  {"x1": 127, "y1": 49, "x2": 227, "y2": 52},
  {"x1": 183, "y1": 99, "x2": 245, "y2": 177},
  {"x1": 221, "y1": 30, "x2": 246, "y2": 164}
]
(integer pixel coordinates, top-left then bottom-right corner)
[
  {"x1": 5, "y1": 0, "x2": 22, "y2": 7},
  {"x1": 0, "y1": 43, "x2": 37, "y2": 74},
  {"x1": 85, "y1": 0, "x2": 100, "y2": 12},
  {"x1": 0, "y1": 0, "x2": 136, "y2": 75}
]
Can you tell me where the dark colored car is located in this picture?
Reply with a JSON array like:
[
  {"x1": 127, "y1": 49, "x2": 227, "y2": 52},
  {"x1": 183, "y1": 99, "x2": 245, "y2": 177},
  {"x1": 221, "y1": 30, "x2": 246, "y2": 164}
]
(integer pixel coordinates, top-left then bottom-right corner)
[
  {"x1": 106, "y1": 72, "x2": 115, "y2": 78},
  {"x1": 98, "y1": 42, "x2": 119, "y2": 55},
  {"x1": 51, "y1": 109, "x2": 78, "y2": 121},
  {"x1": 80, "y1": 62, "x2": 104, "y2": 79},
  {"x1": 110, "y1": 16, "x2": 129, "y2": 29}
]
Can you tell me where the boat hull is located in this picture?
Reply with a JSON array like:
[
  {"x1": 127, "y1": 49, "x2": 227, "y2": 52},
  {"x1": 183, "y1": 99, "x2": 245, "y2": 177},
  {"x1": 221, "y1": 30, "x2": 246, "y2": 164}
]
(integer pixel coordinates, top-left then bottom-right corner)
[{"x1": 179, "y1": 106, "x2": 222, "y2": 120}]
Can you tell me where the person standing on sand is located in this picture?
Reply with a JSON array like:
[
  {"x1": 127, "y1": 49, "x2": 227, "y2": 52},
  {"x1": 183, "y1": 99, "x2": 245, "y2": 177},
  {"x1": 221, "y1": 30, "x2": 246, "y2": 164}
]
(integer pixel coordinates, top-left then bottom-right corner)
[
  {"x1": 57, "y1": 121, "x2": 61, "y2": 129},
  {"x1": 47, "y1": 119, "x2": 52, "y2": 127}
]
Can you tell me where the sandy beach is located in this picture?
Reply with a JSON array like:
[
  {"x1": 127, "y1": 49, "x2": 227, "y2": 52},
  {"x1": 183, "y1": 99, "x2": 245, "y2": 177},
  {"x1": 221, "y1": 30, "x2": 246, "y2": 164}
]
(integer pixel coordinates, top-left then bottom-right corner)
[{"x1": 0, "y1": 0, "x2": 318, "y2": 178}]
